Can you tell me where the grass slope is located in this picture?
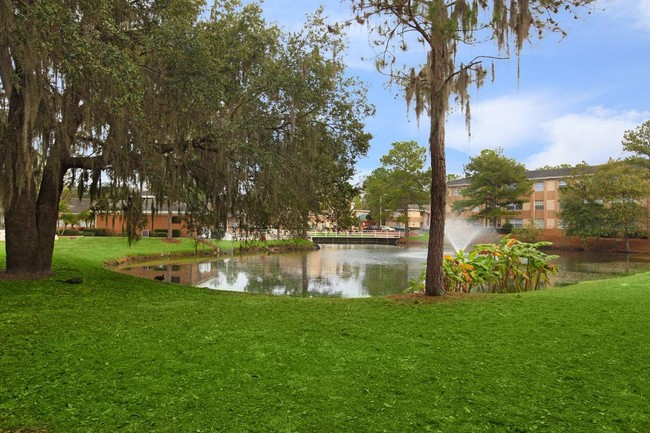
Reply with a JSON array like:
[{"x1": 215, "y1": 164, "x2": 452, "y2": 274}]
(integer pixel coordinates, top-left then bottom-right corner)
[{"x1": 1, "y1": 238, "x2": 649, "y2": 432}]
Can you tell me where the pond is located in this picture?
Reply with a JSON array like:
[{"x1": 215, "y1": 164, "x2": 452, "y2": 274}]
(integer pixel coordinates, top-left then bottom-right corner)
[{"x1": 116, "y1": 244, "x2": 650, "y2": 298}]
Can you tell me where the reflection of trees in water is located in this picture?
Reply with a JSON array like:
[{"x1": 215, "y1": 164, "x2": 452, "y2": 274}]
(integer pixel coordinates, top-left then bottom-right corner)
[
  {"x1": 211, "y1": 250, "x2": 416, "y2": 297},
  {"x1": 121, "y1": 245, "x2": 425, "y2": 297},
  {"x1": 362, "y1": 263, "x2": 411, "y2": 297},
  {"x1": 217, "y1": 253, "x2": 344, "y2": 297}
]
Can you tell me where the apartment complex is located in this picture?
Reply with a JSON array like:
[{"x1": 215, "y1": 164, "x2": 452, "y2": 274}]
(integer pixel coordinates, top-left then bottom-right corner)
[
  {"x1": 446, "y1": 167, "x2": 581, "y2": 236},
  {"x1": 352, "y1": 206, "x2": 431, "y2": 230}
]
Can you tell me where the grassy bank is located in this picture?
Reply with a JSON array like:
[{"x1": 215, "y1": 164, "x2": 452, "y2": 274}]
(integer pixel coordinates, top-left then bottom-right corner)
[{"x1": 1, "y1": 238, "x2": 649, "y2": 432}]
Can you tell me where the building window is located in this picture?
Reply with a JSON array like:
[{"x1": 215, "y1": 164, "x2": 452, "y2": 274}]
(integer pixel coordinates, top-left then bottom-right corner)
[
  {"x1": 535, "y1": 200, "x2": 544, "y2": 211},
  {"x1": 506, "y1": 203, "x2": 522, "y2": 211},
  {"x1": 558, "y1": 180, "x2": 567, "y2": 188},
  {"x1": 558, "y1": 219, "x2": 564, "y2": 229},
  {"x1": 487, "y1": 219, "x2": 503, "y2": 228},
  {"x1": 534, "y1": 218, "x2": 544, "y2": 229},
  {"x1": 534, "y1": 181, "x2": 544, "y2": 192},
  {"x1": 510, "y1": 219, "x2": 524, "y2": 228},
  {"x1": 453, "y1": 188, "x2": 462, "y2": 196},
  {"x1": 171, "y1": 216, "x2": 181, "y2": 224}
]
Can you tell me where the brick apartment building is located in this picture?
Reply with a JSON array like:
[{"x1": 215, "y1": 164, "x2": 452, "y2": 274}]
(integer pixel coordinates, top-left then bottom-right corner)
[{"x1": 446, "y1": 167, "x2": 601, "y2": 237}]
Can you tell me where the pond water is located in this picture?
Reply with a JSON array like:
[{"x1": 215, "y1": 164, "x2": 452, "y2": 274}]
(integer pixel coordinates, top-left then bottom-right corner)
[{"x1": 116, "y1": 244, "x2": 650, "y2": 298}]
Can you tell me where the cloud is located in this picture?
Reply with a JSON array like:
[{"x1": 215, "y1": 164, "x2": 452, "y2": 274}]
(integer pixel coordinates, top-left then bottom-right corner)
[
  {"x1": 635, "y1": 0, "x2": 650, "y2": 31},
  {"x1": 445, "y1": 92, "x2": 562, "y2": 154},
  {"x1": 441, "y1": 89, "x2": 649, "y2": 171},
  {"x1": 605, "y1": 0, "x2": 650, "y2": 34},
  {"x1": 524, "y1": 107, "x2": 650, "y2": 169}
]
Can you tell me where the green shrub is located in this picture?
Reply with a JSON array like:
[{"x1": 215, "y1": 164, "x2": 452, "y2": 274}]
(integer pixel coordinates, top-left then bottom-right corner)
[
  {"x1": 61, "y1": 229, "x2": 81, "y2": 236},
  {"x1": 497, "y1": 222, "x2": 513, "y2": 234},
  {"x1": 93, "y1": 228, "x2": 113, "y2": 237},
  {"x1": 153, "y1": 229, "x2": 181, "y2": 237},
  {"x1": 82, "y1": 228, "x2": 113, "y2": 237},
  {"x1": 511, "y1": 224, "x2": 541, "y2": 243},
  {"x1": 442, "y1": 235, "x2": 559, "y2": 293}
]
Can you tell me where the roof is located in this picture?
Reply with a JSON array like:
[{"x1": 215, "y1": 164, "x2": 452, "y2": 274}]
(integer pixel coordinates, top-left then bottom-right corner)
[{"x1": 447, "y1": 166, "x2": 597, "y2": 187}]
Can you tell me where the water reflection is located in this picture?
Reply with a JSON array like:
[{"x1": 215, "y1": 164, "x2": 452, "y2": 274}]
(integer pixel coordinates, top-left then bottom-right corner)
[
  {"x1": 115, "y1": 244, "x2": 650, "y2": 297},
  {"x1": 551, "y1": 250, "x2": 650, "y2": 285},
  {"x1": 118, "y1": 244, "x2": 428, "y2": 298}
]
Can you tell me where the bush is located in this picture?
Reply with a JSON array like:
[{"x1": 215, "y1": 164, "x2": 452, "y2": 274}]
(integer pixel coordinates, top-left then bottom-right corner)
[
  {"x1": 497, "y1": 222, "x2": 513, "y2": 234},
  {"x1": 627, "y1": 230, "x2": 649, "y2": 239},
  {"x1": 94, "y1": 228, "x2": 113, "y2": 237},
  {"x1": 61, "y1": 229, "x2": 81, "y2": 236},
  {"x1": 82, "y1": 228, "x2": 113, "y2": 237},
  {"x1": 511, "y1": 224, "x2": 541, "y2": 243},
  {"x1": 151, "y1": 229, "x2": 181, "y2": 238},
  {"x1": 442, "y1": 236, "x2": 559, "y2": 293}
]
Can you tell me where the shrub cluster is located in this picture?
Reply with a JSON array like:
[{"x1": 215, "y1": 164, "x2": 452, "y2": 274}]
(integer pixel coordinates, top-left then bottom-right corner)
[
  {"x1": 408, "y1": 236, "x2": 559, "y2": 294},
  {"x1": 152, "y1": 229, "x2": 181, "y2": 238},
  {"x1": 82, "y1": 228, "x2": 113, "y2": 237},
  {"x1": 447, "y1": 236, "x2": 558, "y2": 293}
]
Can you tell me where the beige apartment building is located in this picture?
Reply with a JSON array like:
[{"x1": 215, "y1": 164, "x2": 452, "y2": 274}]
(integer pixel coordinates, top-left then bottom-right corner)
[{"x1": 446, "y1": 167, "x2": 580, "y2": 237}]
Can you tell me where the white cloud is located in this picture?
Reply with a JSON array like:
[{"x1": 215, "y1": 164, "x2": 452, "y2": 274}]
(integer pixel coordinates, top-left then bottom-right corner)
[
  {"x1": 445, "y1": 92, "x2": 562, "y2": 153},
  {"x1": 605, "y1": 0, "x2": 650, "y2": 33},
  {"x1": 440, "y1": 89, "x2": 650, "y2": 171},
  {"x1": 524, "y1": 107, "x2": 650, "y2": 169},
  {"x1": 636, "y1": 0, "x2": 650, "y2": 31}
]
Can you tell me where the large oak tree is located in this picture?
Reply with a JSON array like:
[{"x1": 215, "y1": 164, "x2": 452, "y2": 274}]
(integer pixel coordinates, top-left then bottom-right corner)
[{"x1": 0, "y1": 1, "x2": 371, "y2": 275}]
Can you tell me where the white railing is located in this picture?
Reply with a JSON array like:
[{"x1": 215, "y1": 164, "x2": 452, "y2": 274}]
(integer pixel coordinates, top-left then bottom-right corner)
[{"x1": 308, "y1": 230, "x2": 405, "y2": 239}]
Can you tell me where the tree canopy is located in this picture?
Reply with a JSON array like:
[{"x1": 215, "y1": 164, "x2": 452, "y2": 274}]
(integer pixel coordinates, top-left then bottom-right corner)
[
  {"x1": 622, "y1": 120, "x2": 650, "y2": 172},
  {"x1": 364, "y1": 140, "x2": 430, "y2": 228},
  {"x1": 452, "y1": 148, "x2": 531, "y2": 226},
  {"x1": 0, "y1": 0, "x2": 372, "y2": 274},
  {"x1": 559, "y1": 161, "x2": 648, "y2": 252}
]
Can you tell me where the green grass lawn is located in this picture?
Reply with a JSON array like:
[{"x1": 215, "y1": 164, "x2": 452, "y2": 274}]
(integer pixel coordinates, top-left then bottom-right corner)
[{"x1": 1, "y1": 238, "x2": 649, "y2": 432}]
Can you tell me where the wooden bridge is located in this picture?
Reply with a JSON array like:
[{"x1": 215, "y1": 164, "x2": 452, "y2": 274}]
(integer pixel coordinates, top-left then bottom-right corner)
[{"x1": 308, "y1": 230, "x2": 405, "y2": 246}]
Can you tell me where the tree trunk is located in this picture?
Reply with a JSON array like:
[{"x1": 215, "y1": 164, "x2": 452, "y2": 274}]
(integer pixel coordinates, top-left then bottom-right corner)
[
  {"x1": 425, "y1": 113, "x2": 447, "y2": 296},
  {"x1": 5, "y1": 161, "x2": 64, "y2": 275},
  {"x1": 167, "y1": 199, "x2": 173, "y2": 240},
  {"x1": 2, "y1": 78, "x2": 66, "y2": 274},
  {"x1": 424, "y1": 3, "x2": 450, "y2": 296},
  {"x1": 403, "y1": 206, "x2": 410, "y2": 243}
]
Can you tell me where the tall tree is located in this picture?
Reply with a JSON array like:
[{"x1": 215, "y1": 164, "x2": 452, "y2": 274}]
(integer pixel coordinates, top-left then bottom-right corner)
[
  {"x1": 560, "y1": 161, "x2": 648, "y2": 252},
  {"x1": 598, "y1": 161, "x2": 648, "y2": 252},
  {"x1": 347, "y1": 0, "x2": 596, "y2": 295},
  {"x1": 622, "y1": 120, "x2": 650, "y2": 172},
  {"x1": 0, "y1": 1, "x2": 371, "y2": 275},
  {"x1": 557, "y1": 164, "x2": 604, "y2": 241},
  {"x1": 1, "y1": 0, "x2": 173, "y2": 274},
  {"x1": 452, "y1": 148, "x2": 531, "y2": 227},
  {"x1": 365, "y1": 141, "x2": 430, "y2": 230}
]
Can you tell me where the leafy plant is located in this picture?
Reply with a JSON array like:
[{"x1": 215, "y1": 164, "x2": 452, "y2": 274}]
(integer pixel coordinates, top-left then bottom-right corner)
[
  {"x1": 442, "y1": 236, "x2": 558, "y2": 293},
  {"x1": 404, "y1": 266, "x2": 426, "y2": 293}
]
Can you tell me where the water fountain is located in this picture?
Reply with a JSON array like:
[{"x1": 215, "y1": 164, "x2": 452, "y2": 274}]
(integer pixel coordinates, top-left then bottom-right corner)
[{"x1": 444, "y1": 218, "x2": 496, "y2": 252}]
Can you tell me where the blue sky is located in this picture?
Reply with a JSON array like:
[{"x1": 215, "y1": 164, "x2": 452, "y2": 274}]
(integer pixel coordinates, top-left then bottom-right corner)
[{"x1": 248, "y1": 0, "x2": 650, "y2": 182}]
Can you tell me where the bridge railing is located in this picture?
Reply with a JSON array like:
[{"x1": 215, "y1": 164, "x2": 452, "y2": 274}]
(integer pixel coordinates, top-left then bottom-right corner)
[{"x1": 308, "y1": 230, "x2": 405, "y2": 239}]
